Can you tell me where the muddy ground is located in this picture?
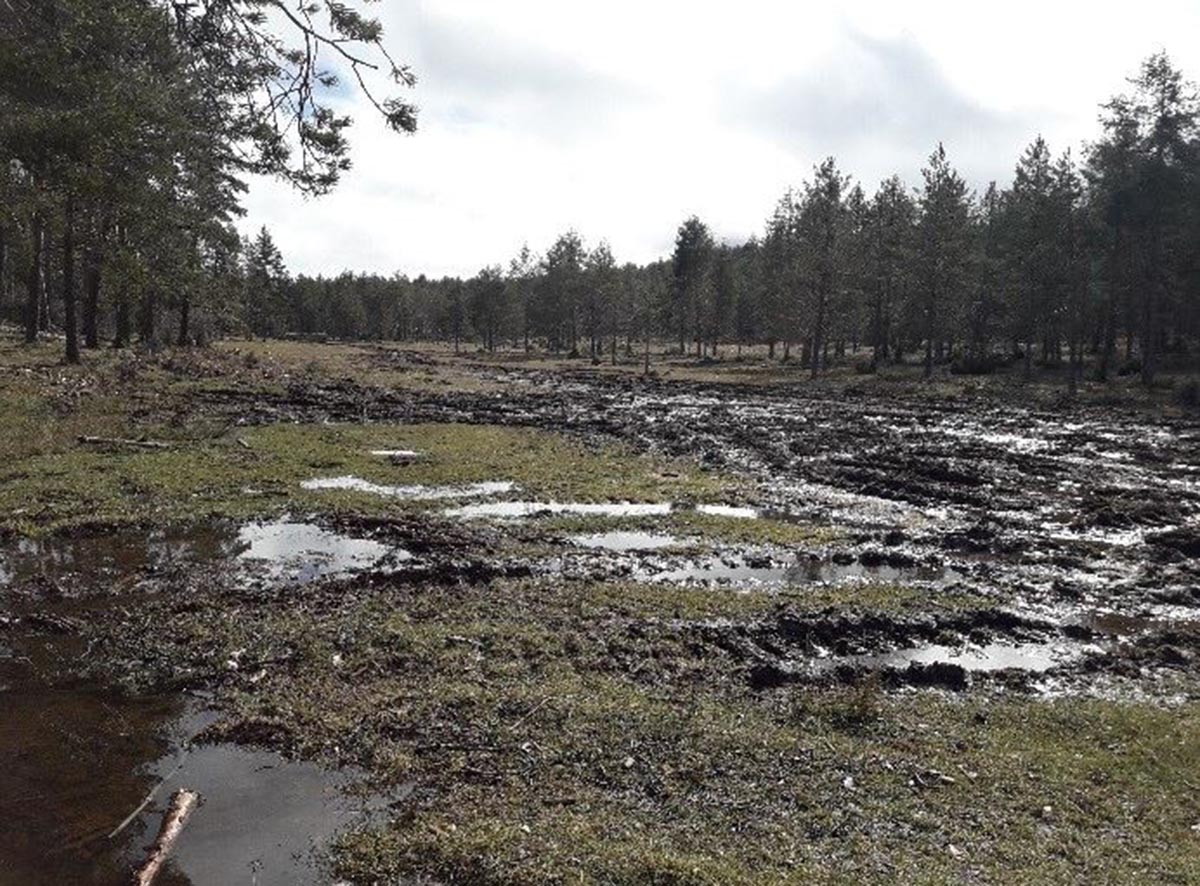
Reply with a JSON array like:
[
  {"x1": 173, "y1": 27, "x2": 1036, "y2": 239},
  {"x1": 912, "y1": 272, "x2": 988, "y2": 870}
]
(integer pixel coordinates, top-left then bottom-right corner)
[{"x1": 2, "y1": 337, "x2": 1199, "y2": 884}]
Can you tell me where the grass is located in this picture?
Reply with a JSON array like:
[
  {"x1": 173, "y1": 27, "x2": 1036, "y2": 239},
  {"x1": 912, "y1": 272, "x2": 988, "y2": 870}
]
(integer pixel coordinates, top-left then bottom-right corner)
[
  {"x1": 0, "y1": 336, "x2": 735, "y2": 534},
  {"x1": 6, "y1": 330, "x2": 1200, "y2": 884},
  {"x1": 92, "y1": 570, "x2": 1198, "y2": 885}
]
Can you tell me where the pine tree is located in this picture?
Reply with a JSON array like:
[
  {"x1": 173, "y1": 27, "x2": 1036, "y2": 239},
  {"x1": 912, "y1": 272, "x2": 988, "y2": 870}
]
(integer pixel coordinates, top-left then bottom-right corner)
[
  {"x1": 243, "y1": 227, "x2": 288, "y2": 338},
  {"x1": 916, "y1": 144, "x2": 973, "y2": 378},
  {"x1": 670, "y1": 216, "x2": 713, "y2": 356}
]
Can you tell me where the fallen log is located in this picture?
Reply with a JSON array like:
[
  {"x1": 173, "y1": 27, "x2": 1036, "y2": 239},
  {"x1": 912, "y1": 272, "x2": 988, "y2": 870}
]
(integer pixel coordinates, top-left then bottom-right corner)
[
  {"x1": 132, "y1": 788, "x2": 200, "y2": 886},
  {"x1": 78, "y1": 435, "x2": 172, "y2": 450}
]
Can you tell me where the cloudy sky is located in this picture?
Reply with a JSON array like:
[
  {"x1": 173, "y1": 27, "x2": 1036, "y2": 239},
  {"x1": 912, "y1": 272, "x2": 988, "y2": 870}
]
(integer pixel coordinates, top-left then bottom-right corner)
[{"x1": 242, "y1": 0, "x2": 1200, "y2": 278}]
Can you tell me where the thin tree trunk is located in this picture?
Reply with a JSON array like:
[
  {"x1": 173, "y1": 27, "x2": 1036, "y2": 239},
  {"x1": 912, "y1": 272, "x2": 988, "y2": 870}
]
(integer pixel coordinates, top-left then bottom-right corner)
[
  {"x1": 25, "y1": 212, "x2": 43, "y2": 344},
  {"x1": 83, "y1": 244, "x2": 101, "y2": 348},
  {"x1": 642, "y1": 315, "x2": 651, "y2": 375},
  {"x1": 38, "y1": 233, "x2": 51, "y2": 332},
  {"x1": 63, "y1": 196, "x2": 79, "y2": 364},
  {"x1": 177, "y1": 294, "x2": 190, "y2": 346},
  {"x1": 0, "y1": 224, "x2": 7, "y2": 317},
  {"x1": 138, "y1": 289, "x2": 156, "y2": 345},
  {"x1": 112, "y1": 226, "x2": 130, "y2": 348},
  {"x1": 923, "y1": 286, "x2": 935, "y2": 379}
]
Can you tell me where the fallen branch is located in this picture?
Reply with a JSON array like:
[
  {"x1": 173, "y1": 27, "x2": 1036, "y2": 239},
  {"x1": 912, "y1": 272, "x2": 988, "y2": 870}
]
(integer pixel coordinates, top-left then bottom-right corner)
[
  {"x1": 78, "y1": 435, "x2": 172, "y2": 450},
  {"x1": 108, "y1": 758, "x2": 186, "y2": 840},
  {"x1": 132, "y1": 788, "x2": 200, "y2": 886}
]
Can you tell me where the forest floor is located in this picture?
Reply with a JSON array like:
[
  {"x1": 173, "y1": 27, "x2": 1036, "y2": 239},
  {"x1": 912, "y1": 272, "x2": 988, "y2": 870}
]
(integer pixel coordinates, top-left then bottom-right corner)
[{"x1": 2, "y1": 332, "x2": 1200, "y2": 885}]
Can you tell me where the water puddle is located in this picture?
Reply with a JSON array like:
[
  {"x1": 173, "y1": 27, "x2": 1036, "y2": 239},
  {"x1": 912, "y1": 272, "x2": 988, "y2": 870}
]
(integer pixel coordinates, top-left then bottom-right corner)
[
  {"x1": 568, "y1": 531, "x2": 682, "y2": 552},
  {"x1": 0, "y1": 677, "x2": 388, "y2": 886},
  {"x1": 649, "y1": 555, "x2": 956, "y2": 587},
  {"x1": 236, "y1": 520, "x2": 408, "y2": 583},
  {"x1": 446, "y1": 500, "x2": 674, "y2": 519},
  {"x1": 302, "y1": 476, "x2": 515, "y2": 500},
  {"x1": 1070, "y1": 609, "x2": 1200, "y2": 637},
  {"x1": 0, "y1": 519, "x2": 411, "y2": 591},
  {"x1": 0, "y1": 527, "x2": 235, "y2": 590},
  {"x1": 693, "y1": 504, "x2": 761, "y2": 519},
  {"x1": 446, "y1": 500, "x2": 770, "y2": 521},
  {"x1": 369, "y1": 449, "x2": 421, "y2": 458},
  {"x1": 843, "y1": 641, "x2": 1087, "y2": 673}
]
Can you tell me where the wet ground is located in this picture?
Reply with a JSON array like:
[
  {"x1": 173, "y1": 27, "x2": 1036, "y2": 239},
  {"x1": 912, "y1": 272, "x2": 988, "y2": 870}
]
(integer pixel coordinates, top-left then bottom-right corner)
[{"x1": 4, "y1": 345, "x2": 1200, "y2": 883}]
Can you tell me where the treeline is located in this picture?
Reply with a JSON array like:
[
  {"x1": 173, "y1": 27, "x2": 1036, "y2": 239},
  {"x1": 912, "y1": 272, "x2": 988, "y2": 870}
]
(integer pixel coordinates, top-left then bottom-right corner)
[
  {"x1": 4, "y1": 18, "x2": 1199, "y2": 390},
  {"x1": 267, "y1": 53, "x2": 1199, "y2": 389},
  {"x1": 0, "y1": 0, "x2": 415, "y2": 359}
]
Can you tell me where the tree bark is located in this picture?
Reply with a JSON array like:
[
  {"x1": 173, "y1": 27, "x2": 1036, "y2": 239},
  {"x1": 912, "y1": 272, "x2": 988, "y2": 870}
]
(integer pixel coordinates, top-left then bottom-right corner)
[
  {"x1": 0, "y1": 224, "x2": 7, "y2": 315},
  {"x1": 25, "y1": 211, "x2": 43, "y2": 344},
  {"x1": 82, "y1": 245, "x2": 101, "y2": 348},
  {"x1": 177, "y1": 293, "x2": 190, "y2": 346},
  {"x1": 133, "y1": 789, "x2": 199, "y2": 886},
  {"x1": 138, "y1": 289, "x2": 156, "y2": 345},
  {"x1": 63, "y1": 196, "x2": 79, "y2": 364}
]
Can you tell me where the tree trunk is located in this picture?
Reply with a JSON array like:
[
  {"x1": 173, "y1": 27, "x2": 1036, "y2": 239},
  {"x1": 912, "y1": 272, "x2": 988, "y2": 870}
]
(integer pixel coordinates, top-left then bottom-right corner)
[
  {"x1": 0, "y1": 224, "x2": 7, "y2": 316},
  {"x1": 177, "y1": 293, "x2": 190, "y2": 346},
  {"x1": 83, "y1": 244, "x2": 101, "y2": 348},
  {"x1": 25, "y1": 211, "x2": 43, "y2": 344},
  {"x1": 923, "y1": 286, "x2": 935, "y2": 379},
  {"x1": 1140, "y1": 278, "x2": 1158, "y2": 387},
  {"x1": 63, "y1": 196, "x2": 79, "y2": 364},
  {"x1": 642, "y1": 318, "x2": 651, "y2": 375},
  {"x1": 138, "y1": 290, "x2": 156, "y2": 345},
  {"x1": 811, "y1": 292, "x2": 825, "y2": 379}
]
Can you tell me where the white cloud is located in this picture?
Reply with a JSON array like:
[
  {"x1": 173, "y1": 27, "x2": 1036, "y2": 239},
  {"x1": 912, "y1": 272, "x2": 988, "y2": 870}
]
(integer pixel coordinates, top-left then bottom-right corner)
[{"x1": 240, "y1": 0, "x2": 1200, "y2": 277}]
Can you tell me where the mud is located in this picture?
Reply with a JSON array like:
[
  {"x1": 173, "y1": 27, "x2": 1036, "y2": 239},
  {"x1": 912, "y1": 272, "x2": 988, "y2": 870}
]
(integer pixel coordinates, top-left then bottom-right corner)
[{"x1": 189, "y1": 367, "x2": 1200, "y2": 610}]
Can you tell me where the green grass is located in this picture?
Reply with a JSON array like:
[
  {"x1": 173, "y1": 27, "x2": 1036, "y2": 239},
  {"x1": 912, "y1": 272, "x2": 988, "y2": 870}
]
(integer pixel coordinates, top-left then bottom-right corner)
[
  {"x1": 89, "y1": 571, "x2": 1200, "y2": 884},
  {"x1": 0, "y1": 414, "x2": 733, "y2": 535}
]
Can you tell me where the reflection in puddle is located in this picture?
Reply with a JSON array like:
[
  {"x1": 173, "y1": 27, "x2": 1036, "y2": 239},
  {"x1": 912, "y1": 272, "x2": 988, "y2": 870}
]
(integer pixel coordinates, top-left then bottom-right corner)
[
  {"x1": 1072, "y1": 609, "x2": 1200, "y2": 637},
  {"x1": 302, "y1": 476, "x2": 515, "y2": 500},
  {"x1": 694, "y1": 504, "x2": 760, "y2": 519},
  {"x1": 569, "y1": 531, "x2": 682, "y2": 552},
  {"x1": 0, "y1": 519, "x2": 411, "y2": 590},
  {"x1": 0, "y1": 527, "x2": 234, "y2": 589},
  {"x1": 369, "y1": 449, "x2": 420, "y2": 458},
  {"x1": 236, "y1": 521, "x2": 407, "y2": 582},
  {"x1": 844, "y1": 641, "x2": 1087, "y2": 673},
  {"x1": 0, "y1": 678, "x2": 386, "y2": 886},
  {"x1": 446, "y1": 500, "x2": 771, "y2": 521},
  {"x1": 649, "y1": 555, "x2": 955, "y2": 586},
  {"x1": 447, "y1": 500, "x2": 674, "y2": 519},
  {"x1": 140, "y1": 742, "x2": 388, "y2": 886}
]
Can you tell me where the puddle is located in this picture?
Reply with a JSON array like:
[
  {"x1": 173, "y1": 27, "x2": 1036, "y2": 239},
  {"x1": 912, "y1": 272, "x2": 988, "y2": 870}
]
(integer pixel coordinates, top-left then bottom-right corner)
[
  {"x1": 649, "y1": 555, "x2": 956, "y2": 587},
  {"x1": 302, "y1": 476, "x2": 515, "y2": 500},
  {"x1": 236, "y1": 520, "x2": 408, "y2": 583},
  {"x1": 445, "y1": 500, "x2": 772, "y2": 521},
  {"x1": 446, "y1": 500, "x2": 674, "y2": 519},
  {"x1": 1071, "y1": 609, "x2": 1200, "y2": 637},
  {"x1": 0, "y1": 527, "x2": 235, "y2": 591},
  {"x1": 694, "y1": 504, "x2": 761, "y2": 520},
  {"x1": 369, "y1": 449, "x2": 420, "y2": 458},
  {"x1": 568, "y1": 531, "x2": 682, "y2": 552},
  {"x1": 844, "y1": 641, "x2": 1087, "y2": 673},
  {"x1": 0, "y1": 520, "x2": 411, "y2": 591},
  {"x1": 0, "y1": 675, "x2": 390, "y2": 886}
]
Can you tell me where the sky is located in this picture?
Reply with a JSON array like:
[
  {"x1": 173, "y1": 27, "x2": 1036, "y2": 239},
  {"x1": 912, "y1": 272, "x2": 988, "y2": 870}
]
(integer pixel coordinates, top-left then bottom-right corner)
[{"x1": 240, "y1": 0, "x2": 1200, "y2": 278}]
